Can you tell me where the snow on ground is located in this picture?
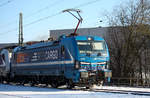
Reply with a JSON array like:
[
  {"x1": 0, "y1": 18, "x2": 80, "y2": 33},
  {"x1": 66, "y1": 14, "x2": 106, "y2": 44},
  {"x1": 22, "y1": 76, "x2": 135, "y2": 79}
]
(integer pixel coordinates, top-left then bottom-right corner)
[
  {"x1": 94, "y1": 85, "x2": 150, "y2": 92},
  {"x1": 0, "y1": 84, "x2": 150, "y2": 98}
]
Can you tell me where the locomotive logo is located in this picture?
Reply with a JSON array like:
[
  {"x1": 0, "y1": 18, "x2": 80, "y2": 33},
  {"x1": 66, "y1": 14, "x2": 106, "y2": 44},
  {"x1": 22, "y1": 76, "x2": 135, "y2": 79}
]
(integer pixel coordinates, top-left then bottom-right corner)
[
  {"x1": 46, "y1": 50, "x2": 58, "y2": 60},
  {"x1": 30, "y1": 49, "x2": 59, "y2": 62}
]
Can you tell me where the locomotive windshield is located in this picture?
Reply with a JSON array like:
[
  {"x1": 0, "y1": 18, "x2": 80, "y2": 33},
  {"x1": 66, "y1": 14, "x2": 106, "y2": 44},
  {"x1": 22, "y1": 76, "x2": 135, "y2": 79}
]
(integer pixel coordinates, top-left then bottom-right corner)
[{"x1": 77, "y1": 41, "x2": 106, "y2": 54}]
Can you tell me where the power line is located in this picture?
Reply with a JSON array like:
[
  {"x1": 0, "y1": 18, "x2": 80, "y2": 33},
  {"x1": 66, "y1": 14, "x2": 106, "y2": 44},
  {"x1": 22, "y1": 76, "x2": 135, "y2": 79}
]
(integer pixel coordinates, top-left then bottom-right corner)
[
  {"x1": 0, "y1": 27, "x2": 18, "y2": 35},
  {"x1": 0, "y1": 0, "x2": 15, "y2": 7},
  {"x1": 0, "y1": 19, "x2": 17, "y2": 28},
  {"x1": 0, "y1": 0, "x2": 64, "y2": 28},
  {"x1": 24, "y1": 0, "x2": 65, "y2": 19},
  {"x1": 1, "y1": 0, "x2": 100, "y2": 29},
  {"x1": 0, "y1": 0, "x2": 17, "y2": 28},
  {"x1": 0, "y1": 12, "x2": 62, "y2": 35},
  {"x1": 0, "y1": 0, "x2": 101, "y2": 36},
  {"x1": 24, "y1": 12, "x2": 62, "y2": 27},
  {"x1": 24, "y1": 0, "x2": 101, "y2": 26},
  {"x1": 74, "y1": 0, "x2": 101, "y2": 8}
]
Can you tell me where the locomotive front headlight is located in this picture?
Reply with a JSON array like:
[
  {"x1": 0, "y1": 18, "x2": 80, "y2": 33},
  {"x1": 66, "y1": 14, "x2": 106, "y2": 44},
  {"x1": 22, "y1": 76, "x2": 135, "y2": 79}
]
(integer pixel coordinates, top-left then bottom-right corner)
[
  {"x1": 101, "y1": 52, "x2": 107, "y2": 56},
  {"x1": 74, "y1": 61, "x2": 80, "y2": 69},
  {"x1": 80, "y1": 72, "x2": 88, "y2": 78}
]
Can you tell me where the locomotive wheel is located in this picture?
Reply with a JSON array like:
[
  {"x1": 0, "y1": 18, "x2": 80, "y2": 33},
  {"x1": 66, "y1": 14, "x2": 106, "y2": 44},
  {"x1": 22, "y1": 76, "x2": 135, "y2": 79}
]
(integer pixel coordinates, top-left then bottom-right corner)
[
  {"x1": 0, "y1": 77, "x2": 2, "y2": 83},
  {"x1": 86, "y1": 84, "x2": 93, "y2": 89},
  {"x1": 28, "y1": 81, "x2": 35, "y2": 87},
  {"x1": 51, "y1": 82, "x2": 58, "y2": 88},
  {"x1": 98, "y1": 81, "x2": 103, "y2": 86},
  {"x1": 66, "y1": 80, "x2": 74, "y2": 89},
  {"x1": 86, "y1": 86, "x2": 90, "y2": 89}
]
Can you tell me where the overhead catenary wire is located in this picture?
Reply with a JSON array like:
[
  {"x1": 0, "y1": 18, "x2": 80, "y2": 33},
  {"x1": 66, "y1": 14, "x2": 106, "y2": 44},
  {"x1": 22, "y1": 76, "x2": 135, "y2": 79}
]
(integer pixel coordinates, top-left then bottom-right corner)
[
  {"x1": 0, "y1": 0, "x2": 15, "y2": 7},
  {"x1": 0, "y1": 12, "x2": 62, "y2": 35},
  {"x1": 0, "y1": 0, "x2": 101, "y2": 35},
  {"x1": 24, "y1": 12, "x2": 62, "y2": 28},
  {"x1": 0, "y1": 27, "x2": 18, "y2": 35},
  {"x1": 0, "y1": 19, "x2": 18, "y2": 28},
  {"x1": 74, "y1": 0, "x2": 101, "y2": 8},
  {"x1": 0, "y1": 0, "x2": 64, "y2": 28},
  {"x1": 24, "y1": 0, "x2": 65, "y2": 19},
  {"x1": 25, "y1": 0, "x2": 101, "y2": 28}
]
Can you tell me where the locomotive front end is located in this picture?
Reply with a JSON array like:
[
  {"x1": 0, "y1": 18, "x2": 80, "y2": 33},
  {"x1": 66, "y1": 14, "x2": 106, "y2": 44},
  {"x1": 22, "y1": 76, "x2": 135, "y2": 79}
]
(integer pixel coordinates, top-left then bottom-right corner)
[{"x1": 75, "y1": 36, "x2": 112, "y2": 87}]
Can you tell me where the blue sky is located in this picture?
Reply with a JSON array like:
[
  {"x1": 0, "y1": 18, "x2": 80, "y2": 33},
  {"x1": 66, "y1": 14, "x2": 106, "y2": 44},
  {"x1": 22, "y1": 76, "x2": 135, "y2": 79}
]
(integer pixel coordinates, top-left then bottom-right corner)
[{"x1": 0, "y1": 0, "x2": 127, "y2": 43}]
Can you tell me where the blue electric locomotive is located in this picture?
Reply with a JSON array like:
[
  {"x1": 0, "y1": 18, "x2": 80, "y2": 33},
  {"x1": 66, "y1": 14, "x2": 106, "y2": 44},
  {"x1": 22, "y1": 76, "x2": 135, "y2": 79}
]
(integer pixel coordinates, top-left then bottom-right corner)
[
  {"x1": 0, "y1": 9, "x2": 111, "y2": 88},
  {"x1": 10, "y1": 35, "x2": 111, "y2": 88}
]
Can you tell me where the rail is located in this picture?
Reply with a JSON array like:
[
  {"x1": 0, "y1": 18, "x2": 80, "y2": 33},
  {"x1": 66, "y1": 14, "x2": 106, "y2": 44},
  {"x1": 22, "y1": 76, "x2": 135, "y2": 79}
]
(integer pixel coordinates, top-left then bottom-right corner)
[{"x1": 105, "y1": 77, "x2": 150, "y2": 87}]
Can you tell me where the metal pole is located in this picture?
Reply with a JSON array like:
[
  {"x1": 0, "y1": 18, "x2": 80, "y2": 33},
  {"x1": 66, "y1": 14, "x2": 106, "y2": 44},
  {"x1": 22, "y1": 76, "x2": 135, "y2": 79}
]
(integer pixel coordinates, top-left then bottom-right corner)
[{"x1": 19, "y1": 12, "x2": 23, "y2": 46}]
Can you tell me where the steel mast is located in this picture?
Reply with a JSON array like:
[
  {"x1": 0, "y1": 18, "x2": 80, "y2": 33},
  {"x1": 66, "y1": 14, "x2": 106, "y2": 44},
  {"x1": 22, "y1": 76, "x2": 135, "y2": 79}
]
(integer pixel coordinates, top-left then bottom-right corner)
[{"x1": 19, "y1": 12, "x2": 23, "y2": 46}]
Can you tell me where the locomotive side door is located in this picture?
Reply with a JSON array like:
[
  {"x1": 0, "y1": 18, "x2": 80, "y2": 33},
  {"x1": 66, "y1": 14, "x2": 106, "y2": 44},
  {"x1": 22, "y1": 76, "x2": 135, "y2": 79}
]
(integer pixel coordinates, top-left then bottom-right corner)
[{"x1": 60, "y1": 45, "x2": 66, "y2": 74}]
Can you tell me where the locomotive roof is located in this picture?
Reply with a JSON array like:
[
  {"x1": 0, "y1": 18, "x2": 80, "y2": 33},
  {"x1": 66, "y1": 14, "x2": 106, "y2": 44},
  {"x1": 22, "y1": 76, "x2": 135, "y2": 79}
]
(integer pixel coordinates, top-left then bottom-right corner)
[
  {"x1": 13, "y1": 35, "x2": 105, "y2": 52},
  {"x1": 27, "y1": 36, "x2": 105, "y2": 48},
  {"x1": 25, "y1": 41, "x2": 55, "y2": 49},
  {"x1": 13, "y1": 41, "x2": 54, "y2": 52}
]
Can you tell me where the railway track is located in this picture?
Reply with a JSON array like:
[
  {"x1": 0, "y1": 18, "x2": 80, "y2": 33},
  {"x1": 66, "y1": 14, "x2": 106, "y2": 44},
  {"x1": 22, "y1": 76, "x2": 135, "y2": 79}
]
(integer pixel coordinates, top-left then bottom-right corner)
[
  {"x1": 1, "y1": 83, "x2": 150, "y2": 96},
  {"x1": 59, "y1": 85, "x2": 150, "y2": 96},
  {"x1": 85, "y1": 88, "x2": 150, "y2": 96}
]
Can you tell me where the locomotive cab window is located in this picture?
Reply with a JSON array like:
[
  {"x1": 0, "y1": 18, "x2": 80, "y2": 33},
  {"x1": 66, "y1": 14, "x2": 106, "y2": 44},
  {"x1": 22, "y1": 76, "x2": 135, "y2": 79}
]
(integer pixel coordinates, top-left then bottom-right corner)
[{"x1": 77, "y1": 41, "x2": 107, "y2": 55}]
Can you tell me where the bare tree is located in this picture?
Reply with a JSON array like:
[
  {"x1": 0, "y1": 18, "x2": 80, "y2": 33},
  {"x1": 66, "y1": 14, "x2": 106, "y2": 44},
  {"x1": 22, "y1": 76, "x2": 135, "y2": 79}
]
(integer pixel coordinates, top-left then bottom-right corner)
[{"x1": 106, "y1": 0, "x2": 150, "y2": 84}]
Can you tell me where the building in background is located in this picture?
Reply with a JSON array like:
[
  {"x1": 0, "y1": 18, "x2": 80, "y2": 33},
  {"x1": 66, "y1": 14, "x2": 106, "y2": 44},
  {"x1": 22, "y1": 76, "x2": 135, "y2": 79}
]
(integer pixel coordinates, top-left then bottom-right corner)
[
  {"x1": 49, "y1": 27, "x2": 108, "y2": 40},
  {"x1": 0, "y1": 43, "x2": 17, "y2": 51}
]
